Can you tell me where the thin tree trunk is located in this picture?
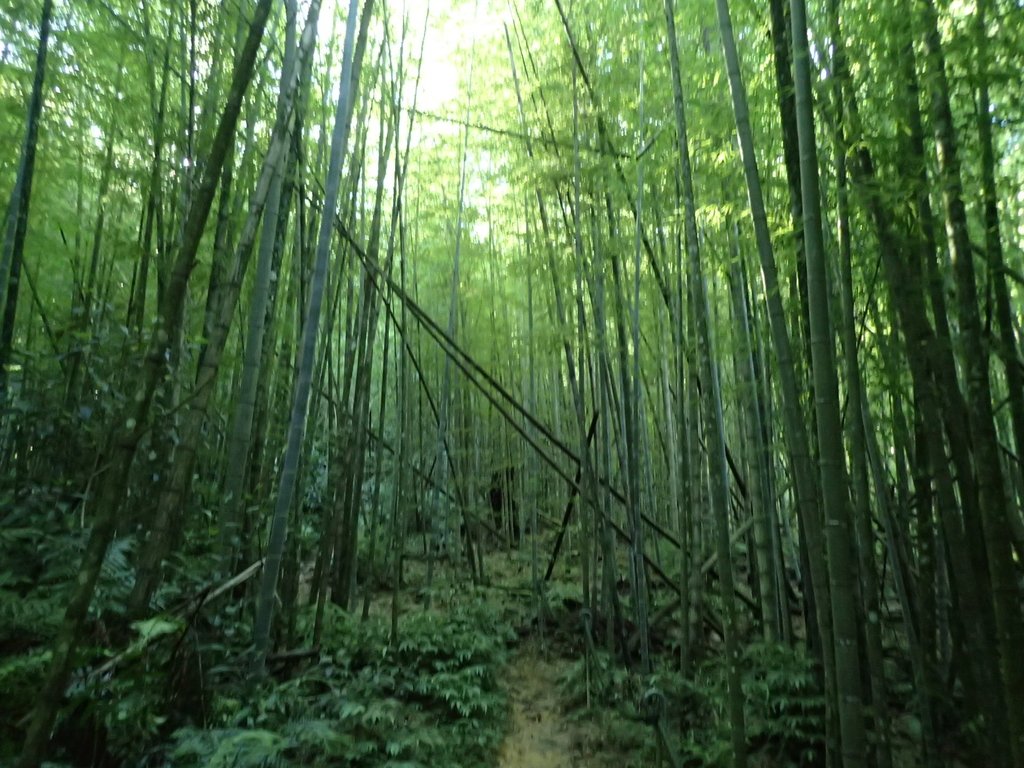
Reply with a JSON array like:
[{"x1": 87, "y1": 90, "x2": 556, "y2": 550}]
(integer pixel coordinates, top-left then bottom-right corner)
[
  {"x1": 728, "y1": 240, "x2": 778, "y2": 642},
  {"x1": 973, "y1": 0, "x2": 1024, "y2": 556},
  {"x1": 127, "y1": 7, "x2": 314, "y2": 614},
  {"x1": 0, "y1": 0, "x2": 53, "y2": 398},
  {"x1": 507, "y1": 19, "x2": 601, "y2": 623},
  {"x1": 252, "y1": 0, "x2": 367, "y2": 669},
  {"x1": 571, "y1": 63, "x2": 594, "y2": 615},
  {"x1": 837, "y1": 35, "x2": 1001, "y2": 762},
  {"x1": 128, "y1": 18, "x2": 173, "y2": 335},
  {"x1": 830, "y1": 76, "x2": 892, "y2": 768},
  {"x1": 767, "y1": 0, "x2": 811, "y2": 386},
  {"x1": 790, "y1": 1, "x2": 867, "y2": 763},
  {"x1": 712, "y1": 0, "x2": 837, "y2": 754},
  {"x1": 335, "y1": 102, "x2": 396, "y2": 608},
  {"x1": 665, "y1": 4, "x2": 747, "y2": 763},
  {"x1": 917, "y1": 1, "x2": 1024, "y2": 759},
  {"x1": 589, "y1": 207, "x2": 626, "y2": 659},
  {"x1": 221, "y1": 0, "x2": 318, "y2": 568},
  {"x1": 16, "y1": 2, "x2": 273, "y2": 764}
]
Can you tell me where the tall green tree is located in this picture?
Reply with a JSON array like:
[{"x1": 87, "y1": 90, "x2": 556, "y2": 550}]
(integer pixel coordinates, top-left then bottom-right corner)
[
  {"x1": 665, "y1": 3, "x2": 747, "y2": 763},
  {"x1": 16, "y1": 2, "x2": 274, "y2": 764},
  {"x1": 0, "y1": 0, "x2": 53, "y2": 396},
  {"x1": 252, "y1": 0, "x2": 368, "y2": 669},
  {"x1": 790, "y1": 0, "x2": 867, "y2": 764}
]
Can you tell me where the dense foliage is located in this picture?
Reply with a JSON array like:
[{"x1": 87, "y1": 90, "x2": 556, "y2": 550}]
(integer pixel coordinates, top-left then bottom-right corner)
[{"x1": 1, "y1": 0, "x2": 1023, "y2": 766}]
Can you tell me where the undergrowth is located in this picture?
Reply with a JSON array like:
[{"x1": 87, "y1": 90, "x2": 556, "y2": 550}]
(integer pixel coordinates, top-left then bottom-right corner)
[
  {"x1": 560, "y1": 641, "x2": 825, "y2": 768},
  {"x1": 163, "y1": 602, "x2": 514, "y2": 768},
  {"x1": 1, "y1": 501, "x2": 515, "y2": 768}
]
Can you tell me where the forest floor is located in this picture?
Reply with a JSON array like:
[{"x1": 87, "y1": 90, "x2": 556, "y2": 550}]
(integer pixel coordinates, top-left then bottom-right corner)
[
  {"x1": 478, "y1": 542, "x2": 630, "y2": 768},
  {"x1": 392, "y1": 536, "x2": 631, "y2": 767},
  {"x1": 497, "y1": 643, "x2": 581, "y2": 768}
]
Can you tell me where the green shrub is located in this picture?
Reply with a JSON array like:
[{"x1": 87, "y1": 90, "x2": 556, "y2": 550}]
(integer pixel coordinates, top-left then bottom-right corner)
[
  {"x1": 162, "y1": 601, "x2": 514, "y2": 768},
  {"x1": 672, "y1": 642, "x2": 824, "y2": 766},
  {"x1": 559, "y1": 641, "x2": 824, "y2": 767}
]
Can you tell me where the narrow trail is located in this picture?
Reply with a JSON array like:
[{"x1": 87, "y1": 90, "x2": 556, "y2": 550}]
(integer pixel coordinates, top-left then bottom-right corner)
[{"x1": 497, "y1": 643, "x2": 582, "y2": 768}]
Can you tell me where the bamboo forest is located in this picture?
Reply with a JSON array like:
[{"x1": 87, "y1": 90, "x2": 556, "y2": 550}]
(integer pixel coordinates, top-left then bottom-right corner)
[{"x1": 1, "y1": 0, "x2": 1023, "y2": 765}]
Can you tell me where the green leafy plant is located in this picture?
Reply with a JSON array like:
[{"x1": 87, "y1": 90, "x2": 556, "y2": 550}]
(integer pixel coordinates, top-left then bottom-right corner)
[
  {"x1": 559, "y1": 642, "x2": 824, "y2": 767},
  {"x1": 162, "y1": 601, "x2": 513, "y2": 768},
  {"x1": 674, "y1": 642, "x2": 825, "y2": 767}
]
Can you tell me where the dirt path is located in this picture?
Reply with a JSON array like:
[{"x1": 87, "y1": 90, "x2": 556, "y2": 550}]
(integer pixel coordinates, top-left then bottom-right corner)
[{"x1": 497, "y1": 644, "x2": 582, "y2": 768}]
